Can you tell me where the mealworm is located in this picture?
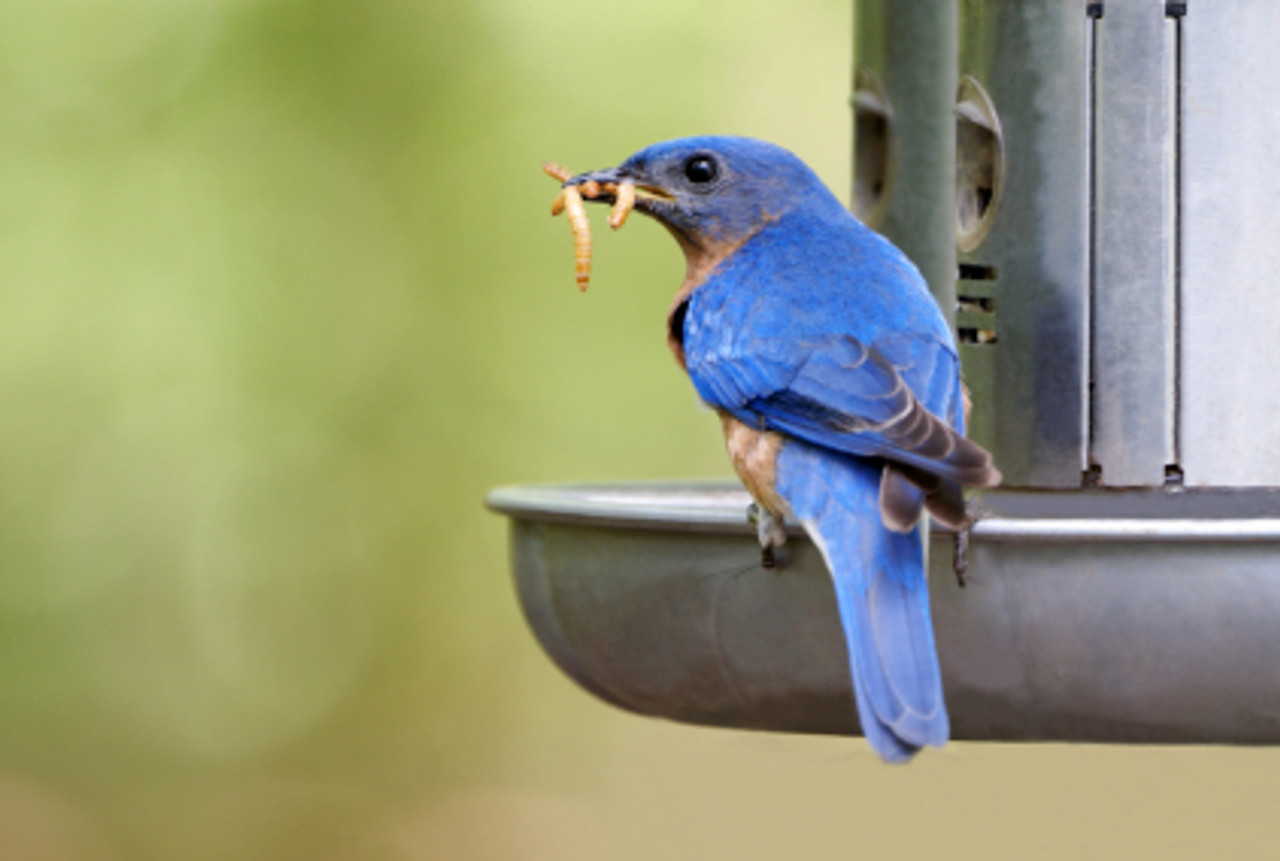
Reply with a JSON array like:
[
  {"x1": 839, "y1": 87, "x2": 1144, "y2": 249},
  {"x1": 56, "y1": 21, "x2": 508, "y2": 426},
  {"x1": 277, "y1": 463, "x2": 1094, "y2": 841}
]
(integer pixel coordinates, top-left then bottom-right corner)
[
  {"x1": 609, "y1": 182, "x2": 635, "y2": 230},
  {"x1": 542, "y1": 161, "x2": 572, "y2": 183},
  {"x1": 543, "y1": 162, "x2": 593, "y2": 290},
  {"x1": 561, "y1": 184, "x2": 592, "y2": 291},
  {"x1": 543, "y1": 161, "x2": 631, "y2": 291}
]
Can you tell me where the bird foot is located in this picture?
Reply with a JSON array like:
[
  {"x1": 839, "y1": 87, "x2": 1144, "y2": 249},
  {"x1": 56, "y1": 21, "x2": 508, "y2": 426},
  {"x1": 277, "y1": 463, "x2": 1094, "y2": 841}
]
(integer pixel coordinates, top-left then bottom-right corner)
[
  {"x1": 953, "y1": 502, "x2": 992, "y2": 588},
  {"x1": 747, "y1": 502, "x2": 788, "y2": 570}
]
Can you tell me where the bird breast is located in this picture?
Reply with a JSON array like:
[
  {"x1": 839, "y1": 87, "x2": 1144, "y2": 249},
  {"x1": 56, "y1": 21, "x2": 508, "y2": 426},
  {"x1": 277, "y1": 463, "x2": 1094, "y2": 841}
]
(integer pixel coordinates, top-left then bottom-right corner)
[{"x1": 719, "y1": 412, "x2": 790, "y2": 519}]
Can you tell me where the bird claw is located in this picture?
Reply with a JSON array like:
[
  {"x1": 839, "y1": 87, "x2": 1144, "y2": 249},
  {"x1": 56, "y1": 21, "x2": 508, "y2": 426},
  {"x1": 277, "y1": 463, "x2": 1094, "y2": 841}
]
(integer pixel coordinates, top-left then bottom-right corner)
[{"x1": 543, "y1": 161, "x2": 636, "y2": 291}]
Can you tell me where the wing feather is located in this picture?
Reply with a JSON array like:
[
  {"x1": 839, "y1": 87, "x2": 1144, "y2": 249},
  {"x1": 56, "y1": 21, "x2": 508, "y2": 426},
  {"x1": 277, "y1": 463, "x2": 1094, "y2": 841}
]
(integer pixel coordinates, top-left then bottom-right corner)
[{"x1": 694, "y1": 335, "x2": 1000, "y2": 488}]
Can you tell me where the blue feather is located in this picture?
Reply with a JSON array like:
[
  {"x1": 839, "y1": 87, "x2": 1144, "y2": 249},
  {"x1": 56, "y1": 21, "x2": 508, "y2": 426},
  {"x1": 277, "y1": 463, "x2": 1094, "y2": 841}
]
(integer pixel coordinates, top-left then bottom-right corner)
[{"x1": 777, "y1": 441, "x2": 949, "y2": 762}]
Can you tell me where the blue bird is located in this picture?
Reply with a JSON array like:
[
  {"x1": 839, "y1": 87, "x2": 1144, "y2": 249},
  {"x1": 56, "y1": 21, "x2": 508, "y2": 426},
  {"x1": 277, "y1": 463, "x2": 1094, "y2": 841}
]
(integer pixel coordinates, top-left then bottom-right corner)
[{"x1": 564, "y1": 136, "x2": 1001, "y2": 762}]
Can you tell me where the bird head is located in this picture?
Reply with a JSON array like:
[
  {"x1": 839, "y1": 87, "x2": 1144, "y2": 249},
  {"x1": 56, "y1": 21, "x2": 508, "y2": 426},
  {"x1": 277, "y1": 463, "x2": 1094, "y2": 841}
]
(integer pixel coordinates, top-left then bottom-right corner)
[{"x1": 567, "y1": 136, "x2": 835, "y2": 257}]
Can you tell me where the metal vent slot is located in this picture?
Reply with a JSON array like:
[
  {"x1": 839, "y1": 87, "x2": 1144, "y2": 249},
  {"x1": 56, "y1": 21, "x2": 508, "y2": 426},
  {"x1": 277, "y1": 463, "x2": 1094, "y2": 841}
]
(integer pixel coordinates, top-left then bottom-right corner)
[
  {"x1": 1088, "y1": 0, "x2": 1179, "y2": 487},
  {"x1": 957, "y1": 263, "x2": 997, "y2": 344},
  {"x1": 957, "y1": 262, "x2": 997, "y2": 281},
  {"x1": 959, "y1": 295, "x2": 995, "y2": 313}
]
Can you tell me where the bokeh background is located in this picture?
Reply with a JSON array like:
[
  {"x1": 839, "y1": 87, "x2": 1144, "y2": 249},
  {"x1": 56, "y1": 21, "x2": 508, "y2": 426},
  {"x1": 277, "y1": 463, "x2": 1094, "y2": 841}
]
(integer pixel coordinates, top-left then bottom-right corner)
[{"x1": 2, "y1": 1, "x2": 1279, "y2": 859}]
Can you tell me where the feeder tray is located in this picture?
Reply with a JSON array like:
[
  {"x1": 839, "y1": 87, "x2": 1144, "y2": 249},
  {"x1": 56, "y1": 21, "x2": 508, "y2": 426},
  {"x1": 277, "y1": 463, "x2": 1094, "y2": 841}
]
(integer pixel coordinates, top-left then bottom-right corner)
[{"x1": 488, "y1": 482, "x2": 1280, "y2": 743}]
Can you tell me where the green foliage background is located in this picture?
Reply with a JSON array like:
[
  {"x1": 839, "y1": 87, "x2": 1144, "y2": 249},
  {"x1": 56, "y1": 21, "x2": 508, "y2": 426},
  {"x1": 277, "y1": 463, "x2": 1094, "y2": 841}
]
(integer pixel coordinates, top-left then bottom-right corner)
[{"x1": 0, "y1": 2, "x2": 1277, "y2": 859}]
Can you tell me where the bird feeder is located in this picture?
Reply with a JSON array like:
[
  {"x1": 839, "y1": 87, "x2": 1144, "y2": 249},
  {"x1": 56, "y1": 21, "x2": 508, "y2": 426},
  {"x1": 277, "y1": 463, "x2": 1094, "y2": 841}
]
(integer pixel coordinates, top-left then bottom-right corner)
[{"x1": 488, "y1": 0, "x2": 1280, "y2": 744}]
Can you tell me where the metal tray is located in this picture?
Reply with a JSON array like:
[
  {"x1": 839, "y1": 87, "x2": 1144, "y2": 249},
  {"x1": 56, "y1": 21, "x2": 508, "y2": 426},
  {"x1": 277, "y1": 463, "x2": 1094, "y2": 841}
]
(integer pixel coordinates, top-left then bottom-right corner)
[{"x1": 488, "y1": 481, "x2": 1280, "y2": 744}]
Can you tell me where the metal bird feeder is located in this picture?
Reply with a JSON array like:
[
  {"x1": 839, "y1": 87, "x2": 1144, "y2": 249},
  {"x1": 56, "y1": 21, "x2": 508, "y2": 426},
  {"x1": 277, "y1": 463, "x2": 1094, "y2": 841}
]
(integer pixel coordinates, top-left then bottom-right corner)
[{"x1": 488, "y1": 0, "x2": 1280, "y2": 744}]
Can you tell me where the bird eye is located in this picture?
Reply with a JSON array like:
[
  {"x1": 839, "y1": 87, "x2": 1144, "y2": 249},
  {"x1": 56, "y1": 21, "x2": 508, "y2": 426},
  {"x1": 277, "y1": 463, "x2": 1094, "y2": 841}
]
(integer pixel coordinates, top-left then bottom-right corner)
[{"x1": 683, "y1": 154, "x2": 718, "y2": 184}]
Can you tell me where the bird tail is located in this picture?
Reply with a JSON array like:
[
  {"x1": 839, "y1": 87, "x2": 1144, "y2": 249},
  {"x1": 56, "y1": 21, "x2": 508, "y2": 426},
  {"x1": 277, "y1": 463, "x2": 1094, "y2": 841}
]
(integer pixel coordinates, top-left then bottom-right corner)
[{"x1": 777, "y1": 442, "x2": 949, "y2": 763}]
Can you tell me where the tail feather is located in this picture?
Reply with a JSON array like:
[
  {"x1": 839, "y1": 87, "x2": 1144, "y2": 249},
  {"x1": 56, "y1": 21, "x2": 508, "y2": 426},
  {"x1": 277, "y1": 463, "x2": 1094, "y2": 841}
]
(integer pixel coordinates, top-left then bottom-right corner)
[{"x1": 779, "y1": 441, "x2": 949, "y2": 763}]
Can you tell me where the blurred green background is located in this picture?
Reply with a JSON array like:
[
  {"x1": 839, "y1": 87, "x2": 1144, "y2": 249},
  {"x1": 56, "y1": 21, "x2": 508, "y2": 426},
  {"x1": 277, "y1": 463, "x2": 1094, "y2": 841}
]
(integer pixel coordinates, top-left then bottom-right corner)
[{"x1": 1, "y1": 1, "x2": 1279, "y2": 859}]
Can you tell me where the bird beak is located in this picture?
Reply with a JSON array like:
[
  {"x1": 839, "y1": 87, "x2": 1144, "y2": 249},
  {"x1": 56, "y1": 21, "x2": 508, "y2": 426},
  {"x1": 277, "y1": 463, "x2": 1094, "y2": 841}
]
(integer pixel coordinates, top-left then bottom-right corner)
[
  {"x1": 564, "y1": 166, "x2": 676, "y2": 216},
  {"x1": 566, "y1": 166, "x2": 627, "y2": 188}
]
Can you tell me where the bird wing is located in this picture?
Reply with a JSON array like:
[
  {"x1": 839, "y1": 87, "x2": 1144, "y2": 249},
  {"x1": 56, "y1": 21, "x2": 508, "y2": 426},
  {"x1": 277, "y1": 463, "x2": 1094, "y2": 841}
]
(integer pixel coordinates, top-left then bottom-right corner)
[{"x1": 688, "y1": 329, "x2": 999, "y2": 489}]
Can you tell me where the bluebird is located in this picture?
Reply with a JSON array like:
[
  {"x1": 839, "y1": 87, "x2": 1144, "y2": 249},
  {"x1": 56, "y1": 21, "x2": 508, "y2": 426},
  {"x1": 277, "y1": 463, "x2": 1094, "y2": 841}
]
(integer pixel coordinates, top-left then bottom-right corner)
[{"x1": 562, "y1": 137, "x2": 1001, "y2": 763}]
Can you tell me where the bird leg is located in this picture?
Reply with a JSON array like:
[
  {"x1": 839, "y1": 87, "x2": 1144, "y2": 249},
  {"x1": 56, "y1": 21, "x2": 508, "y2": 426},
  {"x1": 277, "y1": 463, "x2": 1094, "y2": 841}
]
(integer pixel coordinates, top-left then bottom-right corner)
[
  {"x1": 543, "y1": 161, "x2": 636, "y2": 291},
  {"x1": 746, "y1": 502, "x2": 788, "y2": 569},
  {"x1": 952, "y1": 500, "x2": 993, "y2": 588}
]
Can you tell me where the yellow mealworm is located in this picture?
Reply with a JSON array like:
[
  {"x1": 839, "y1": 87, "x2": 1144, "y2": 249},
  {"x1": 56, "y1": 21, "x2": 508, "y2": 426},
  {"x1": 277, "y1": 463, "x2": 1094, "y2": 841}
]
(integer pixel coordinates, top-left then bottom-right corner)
[
  {"x1": 561, "y1": 184, "x2": 592, "y2": 291},
  {"x1": 542, "y1": 161, "x2": 573, "y2": 183},
  {"x1": 543, "y1": 161, "x2": 630, "y2": 291},
  {"x1": 609, "y1": 182, "x2": 635, "y2": 230},
  {"x1": 544, "y1": 162, "x2": 593, "y2": 289}
]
